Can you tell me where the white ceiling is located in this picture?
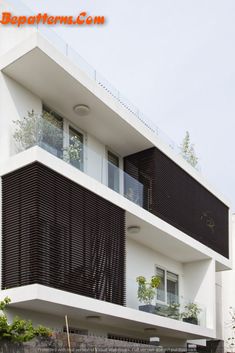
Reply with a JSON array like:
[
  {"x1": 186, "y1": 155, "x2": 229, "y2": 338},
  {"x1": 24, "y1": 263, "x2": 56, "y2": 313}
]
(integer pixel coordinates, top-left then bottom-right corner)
[
  {"x1": 3, "y1": 47, "x2": 152, "y2": 157},
  {"x1": 126, "y1": 212, "x2": 209, "y2": 263}
]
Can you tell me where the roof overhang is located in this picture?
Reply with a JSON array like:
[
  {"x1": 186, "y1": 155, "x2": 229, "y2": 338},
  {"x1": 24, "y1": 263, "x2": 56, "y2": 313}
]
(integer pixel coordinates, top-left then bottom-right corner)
[{"x1": 0, "y1": 33, "x2": 153, "y2": 157}]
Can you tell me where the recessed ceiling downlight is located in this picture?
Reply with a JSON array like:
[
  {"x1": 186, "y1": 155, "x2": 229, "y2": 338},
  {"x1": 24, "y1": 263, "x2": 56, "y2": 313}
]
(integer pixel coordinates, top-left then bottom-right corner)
[
  {"x1": 144, "y1": 327, "x2": 157, "y2": 332},
  {"x1": 86, "y1": 315, "x2": 101, "y2": 320},
  {"x1": 127, "y1": 226, "x2": 141, "y2": 234},
  {"x1": 73, "y1": 104, "x2": 90, "y2": 116}
]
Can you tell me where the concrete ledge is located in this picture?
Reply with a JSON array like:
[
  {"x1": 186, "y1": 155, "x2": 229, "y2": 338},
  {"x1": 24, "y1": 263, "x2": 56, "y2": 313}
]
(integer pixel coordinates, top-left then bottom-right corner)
[{"x1": 1, "y1": 284, "x2": 215, "y2": 340}]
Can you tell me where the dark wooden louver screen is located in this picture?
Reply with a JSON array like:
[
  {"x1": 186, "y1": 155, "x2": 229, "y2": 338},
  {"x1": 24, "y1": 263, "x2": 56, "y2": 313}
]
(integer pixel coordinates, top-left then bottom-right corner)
[
  {"x1": 124, "y1": 147, "x2": 229, "y2": 258},
  {"x1": 2, "y1": 162, "x2": 126, "y2": 305}
]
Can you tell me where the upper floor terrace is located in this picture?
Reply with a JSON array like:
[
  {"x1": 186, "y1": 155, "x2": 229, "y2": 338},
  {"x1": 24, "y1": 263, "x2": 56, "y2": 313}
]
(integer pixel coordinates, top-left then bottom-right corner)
[{"x1": 0, "y1": 0, "x2": 201, "y2": 171}]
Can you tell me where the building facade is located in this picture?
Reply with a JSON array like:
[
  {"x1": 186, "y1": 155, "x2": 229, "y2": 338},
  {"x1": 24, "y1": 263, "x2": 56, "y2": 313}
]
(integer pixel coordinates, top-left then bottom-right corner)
[{"x1": 0, "y1": 0, "x2": 232, "y2": 350}]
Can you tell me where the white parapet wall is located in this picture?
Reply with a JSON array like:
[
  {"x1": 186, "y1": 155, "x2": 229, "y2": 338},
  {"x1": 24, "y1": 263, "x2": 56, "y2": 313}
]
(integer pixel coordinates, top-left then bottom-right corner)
[{"x1": 183, "y1": 259, "x2": 216, "y2": 330}]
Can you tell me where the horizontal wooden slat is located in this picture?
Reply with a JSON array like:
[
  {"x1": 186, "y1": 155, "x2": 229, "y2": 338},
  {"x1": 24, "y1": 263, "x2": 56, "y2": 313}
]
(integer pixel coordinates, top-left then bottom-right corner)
[
  {"x1": 124, "y1": 147, "x2": 229, "y2": 258},
  {"x1": 2, "y1": 162, "x2": 126, "y2": 305}
]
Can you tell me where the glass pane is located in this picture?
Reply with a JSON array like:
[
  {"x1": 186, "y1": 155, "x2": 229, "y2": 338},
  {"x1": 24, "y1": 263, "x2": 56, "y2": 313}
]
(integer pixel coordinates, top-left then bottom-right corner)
[
  {"x1": 41, "y1": 107, "x2": 63, "y2": 158},
  {"x1": 68, "y1": 127, "x2": 84, "y2": 171},
  {"x1": 124, "y1": 173, "x2": 143, "y2": 207},
  {"x1": 167, "y1": 271, "x2": 179, "y2": 304},
  {"x1": 108, "y1": 151, "x2": 119, "y2": 192},
  {"x1": 156, "y1": 267, "x2": 165, "y2": 302}
]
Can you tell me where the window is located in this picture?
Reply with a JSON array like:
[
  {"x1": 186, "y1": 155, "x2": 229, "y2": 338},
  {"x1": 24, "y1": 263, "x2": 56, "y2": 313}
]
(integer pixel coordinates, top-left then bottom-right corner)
[
  {"x1": 108, "y1": 151, "x2": 120, "y2": 192},
  {"x1": 41, "y1": 106, "x2": 63, "y2": 158},
  {"x1": 167, "y1": 271, "x2": 179, "y2": 304},
  {"x1": 156, "y1": 267, "x2": 179, "y2": 304},
  {"x1": 156, "y1": 267, "x2": 165, "y2": 302},
  {"x1": 68, "y1": 126, "x2": 84, "y2": 171}
]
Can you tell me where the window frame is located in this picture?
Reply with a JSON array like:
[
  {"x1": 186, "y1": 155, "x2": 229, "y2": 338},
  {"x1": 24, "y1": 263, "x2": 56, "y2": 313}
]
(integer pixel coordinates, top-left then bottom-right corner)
[
  {"x1": 106, "y1": 148, "x2": 122, "y2": 193},
  {"x1": 41, "y1": 105, "x2": 64, "y2": 158},
  {"x1": 42, "y1": 104, "x2": 87, "y2": 170},
  {"x1": 155, "y1": 265, "x2": 180, "y2": 305},
  {"x1": 68, "y1": 124, "x2": 85, "y2": 172}
]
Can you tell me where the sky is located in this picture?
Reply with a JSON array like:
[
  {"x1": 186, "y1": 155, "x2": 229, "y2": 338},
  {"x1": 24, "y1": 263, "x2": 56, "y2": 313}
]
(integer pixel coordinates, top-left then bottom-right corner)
[{"x1": 23, "y1": 0, "x2": 235, "y2": 209}]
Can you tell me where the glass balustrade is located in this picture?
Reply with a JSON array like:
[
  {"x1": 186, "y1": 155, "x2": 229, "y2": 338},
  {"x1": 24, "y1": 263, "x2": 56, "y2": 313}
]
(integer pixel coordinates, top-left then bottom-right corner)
[
  {"x1": 127, "y1": 277, "x2": 207, "y2": 327},
  {"x1": 12, "y1": 117, "x2": 144, "y2": 207}
]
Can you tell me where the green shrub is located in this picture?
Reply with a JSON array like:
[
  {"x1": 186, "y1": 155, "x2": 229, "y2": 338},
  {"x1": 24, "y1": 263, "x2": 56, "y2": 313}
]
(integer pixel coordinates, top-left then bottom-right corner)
[{"x1": 0, "y1": 297, "x2": 52, "y2": 343}]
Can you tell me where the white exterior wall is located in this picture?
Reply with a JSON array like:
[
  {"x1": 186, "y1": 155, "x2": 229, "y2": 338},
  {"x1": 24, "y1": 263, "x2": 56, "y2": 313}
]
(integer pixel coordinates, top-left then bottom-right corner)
[
  {"x1": 86, "y1": 134, "x2": 106, "y2": 183},
  {"x1": 216, "y1": 272, "x2": 223, "y2": 340},
  {"x1": 126, "y1": 238, "x2": 216, "y2": 333},
  {"x1": 0, "y1": 73, "x2": 41, "y2": 163},
  {"x1": 126, "y1": 238, "x2": 184, "y2": 310},
  {"x1": 183, "y1": 259, "x2": 215, "y2": 330},
  {"x1": 0, "y1": 73, "x2": 118, "y2": 184}
]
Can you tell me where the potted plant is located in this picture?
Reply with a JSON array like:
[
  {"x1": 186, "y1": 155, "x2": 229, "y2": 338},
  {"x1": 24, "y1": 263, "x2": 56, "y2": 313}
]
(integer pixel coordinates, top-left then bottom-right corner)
[
  {"x1": 157, "y1": 302, "x2": 180, "y2": 320},
  {"x1": 181, "y1": 302, "x2": 201, "y2": 325},
  {"x1": 168, "y1": 302, "x2": 181, "y2": 320},
  {"x1": 136, "y1": 275, "x2": 161, "y2": 313}
]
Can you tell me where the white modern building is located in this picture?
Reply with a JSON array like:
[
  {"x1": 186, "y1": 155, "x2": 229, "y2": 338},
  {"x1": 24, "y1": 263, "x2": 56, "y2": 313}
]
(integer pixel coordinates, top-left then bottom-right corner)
[{"x1": 0, "y1": 0, "x2": 232, "y2": 351}]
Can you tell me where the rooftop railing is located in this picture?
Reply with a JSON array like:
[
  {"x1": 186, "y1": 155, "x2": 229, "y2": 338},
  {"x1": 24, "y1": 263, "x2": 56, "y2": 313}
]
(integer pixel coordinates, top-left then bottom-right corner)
[{"x1": 7, "y1": 0, "x2": 200, "y2": 172}]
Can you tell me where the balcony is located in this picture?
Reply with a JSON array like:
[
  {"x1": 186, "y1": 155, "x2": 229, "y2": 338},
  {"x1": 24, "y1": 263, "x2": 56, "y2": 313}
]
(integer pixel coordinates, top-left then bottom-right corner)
[
  {"x1": 11, "y1": 110, "x2": 229, "y2": 262},
  {"x1": 8, "y1": 111, "x2": 231, "y2": 272},
  {"x1": 0, "y1": 284, "x2": 214, "y2": 340},
  {"x1": 12, "y1": 113, "x2": 144, "y2": 208},
  {"x1": 127, "y1": 277, "x2": 206, "y2": 328}
]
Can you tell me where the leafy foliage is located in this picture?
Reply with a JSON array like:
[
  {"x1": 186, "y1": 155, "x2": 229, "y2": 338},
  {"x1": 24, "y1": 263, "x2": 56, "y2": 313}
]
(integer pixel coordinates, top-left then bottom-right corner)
[
  {"x1": 180, "y1": 131, "x2": 198, "y2": 167},
  {"x1": 156, "y1": 302, "x2": 180, "y2": 320},
  {"x1": 0, "y1": 297, "x2": 52, "y2": 343},
  {"x1": 181, "y1": 302, "x2": 201, "y2": 319},
  {"x1": 13, "y1": 110, "x2": 39, "y2": 151},
  {"x1": 13, "y1": 110, "x2": 63, "y2": 153},
  {"x1": 63, "y1": 135, "x2": 82, "y2": 164},
  {"x1": 136, "y1": 276, "x2": 161, "y2": 305}
]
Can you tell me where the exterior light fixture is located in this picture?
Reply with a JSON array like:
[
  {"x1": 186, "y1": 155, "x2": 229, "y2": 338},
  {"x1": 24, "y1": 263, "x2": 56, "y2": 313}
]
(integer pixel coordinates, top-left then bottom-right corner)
[
  {"x1": 127, "y1": 226, "x2": 140, "y2": 234},
  {"x1": 86, "y1": 315, "x2": 101, "y2": 320},
  {"x1": 144, "y1": 327, "x2": 157, "y2": 332},
  {"x1": 73, "y1": 104, "x2": 90, "y2": 116}
]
